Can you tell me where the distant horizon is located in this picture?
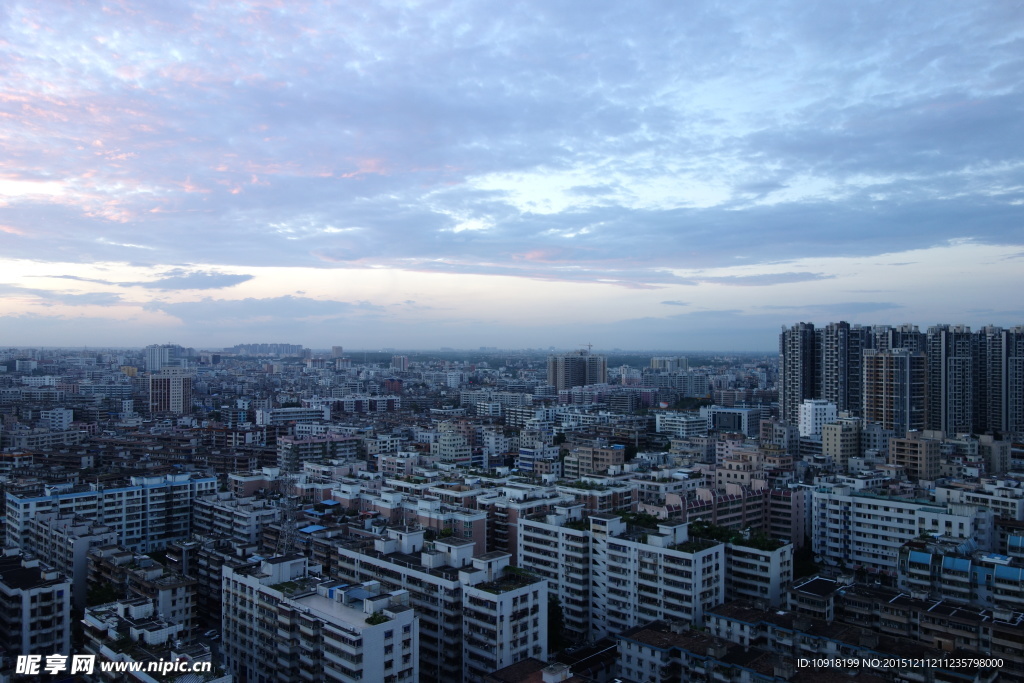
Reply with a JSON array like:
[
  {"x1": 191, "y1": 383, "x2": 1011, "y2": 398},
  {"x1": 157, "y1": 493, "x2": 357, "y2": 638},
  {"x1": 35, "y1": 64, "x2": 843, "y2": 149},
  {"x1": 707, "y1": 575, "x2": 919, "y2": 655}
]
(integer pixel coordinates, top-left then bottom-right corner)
[
  {"x1": 3, "y1": 343, "x2": 781, "y2": 356},
  {"x1": 8, "y1": 317, "x2": 1024, "y2": 356}
]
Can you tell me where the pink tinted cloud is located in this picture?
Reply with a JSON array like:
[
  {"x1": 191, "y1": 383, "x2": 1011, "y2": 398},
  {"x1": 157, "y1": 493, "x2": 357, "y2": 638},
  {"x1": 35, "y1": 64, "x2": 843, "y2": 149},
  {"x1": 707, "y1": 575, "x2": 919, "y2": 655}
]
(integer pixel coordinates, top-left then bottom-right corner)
[
  {"x1": 340, "y1": 158, "x2": 389, "y2": 178},
  {"x1": 512, "y1": 249, "x2": 570, "y2": 263}
]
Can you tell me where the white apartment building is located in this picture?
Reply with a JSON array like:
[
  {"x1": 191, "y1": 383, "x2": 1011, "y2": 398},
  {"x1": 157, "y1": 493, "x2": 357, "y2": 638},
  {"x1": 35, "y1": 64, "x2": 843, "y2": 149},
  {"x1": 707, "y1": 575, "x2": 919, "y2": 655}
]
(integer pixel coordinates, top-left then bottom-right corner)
[
  {"x1": 724, "y1": 541, "x2": 793, "y2": 607},
  {"x1": 700, "y1": 406, "x2": 762, "y2": 438},
  {"x1": 461, "y1": 553, "x2": 548, "y2": 682},
  {"x1": 6, "y1": 473, "x2": 217, "y2": 552},
  {"x1": 364, "y1": 433, "x2": 406, "y2": 456},
  {"x1": 518, "y1": 505, "x2": 593, "y2": 642},
  {"x1": 222, "y1": 556, "x2": 418, "y2": 683},
  {"x1": 654, "y1": 411, "x2": 708, "y2": 438},
  {"x1": 590, "y1": 515, "x2": 724, "y2": 638},
  {"x1": 20, "y1": 512, "x2": 118, "y2": 608},
  {"x1": 933, "y1": 479, "x2": 1024, "y2": 521},
  {"x1": 630, "y1": 472, "x2": 700, "y2": 506},
  {"x1": 335, "y1": 529, "x2": 470, "y2": 682},
  {"x1": 81, "y1": 598, "x2": 218, "y2": 680},
  {"x1": 798, "y1": 399, "x2": 837, "y2": 437},
  {"x1": 521, "y1": 510, "x2": 785, "y2": 641},
  {"x1": 812, "y1": 482, "x2": 996, "y2": 575},
  {"x1": 191, "y1": 493, "x2": 282, "y2": 545},
  {"x1": 333, "y1": 528, "x2": 548, "y2": 683},
  {"x1": 0, "y1": 552, "x2": 72, "y2": 660},
  {"x1": 260, "y1": 406, "x2": 331, "y2": 425},
  {"x1": 476, "y1": 485, "x2": 578, "y2": 563},
  {"x1": 40, "y1": 407, "x2": 74, "y2": 431},
  {"x1": 430, "y1": 426, "x2": 472, "y2": 468}
]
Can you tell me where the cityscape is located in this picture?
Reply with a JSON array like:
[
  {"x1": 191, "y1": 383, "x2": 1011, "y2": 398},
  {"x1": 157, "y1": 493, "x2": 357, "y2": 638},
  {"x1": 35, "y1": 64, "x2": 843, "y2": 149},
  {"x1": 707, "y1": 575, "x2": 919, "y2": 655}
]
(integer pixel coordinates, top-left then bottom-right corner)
[
  {"x1": 3, "y1": 0, "x2": 1024, "y2": 682},
  {"x1": 0, "y1": 324, "x2": 1022, "y2": 682}
]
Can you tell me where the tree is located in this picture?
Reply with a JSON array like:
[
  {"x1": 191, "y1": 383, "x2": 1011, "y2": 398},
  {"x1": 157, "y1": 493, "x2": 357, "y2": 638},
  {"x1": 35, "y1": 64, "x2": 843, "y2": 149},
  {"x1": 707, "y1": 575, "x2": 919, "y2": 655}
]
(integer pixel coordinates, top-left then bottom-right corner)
[
  {"x1": 86, "y1": 582, "x2": 121, "y2": 606},
  {"x1": 547, "y1": 596, "x2": 569, "y2": 652},
  {"x1": 793, "y1": 537, "x2": 818, "y2": 579}
]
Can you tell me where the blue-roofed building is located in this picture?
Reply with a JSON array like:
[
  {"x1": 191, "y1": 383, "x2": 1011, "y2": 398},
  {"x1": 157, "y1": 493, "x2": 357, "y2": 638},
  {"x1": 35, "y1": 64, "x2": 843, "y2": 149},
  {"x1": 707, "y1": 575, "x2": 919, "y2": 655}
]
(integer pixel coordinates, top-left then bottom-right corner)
[
  {"x1": 812, "y1": 481, "x2": 997, "y2": 579},
  {"x1": 1009, "y1": 533, "x2": 1024, "y2": 559},
  {"x1": 898, "y1": 539, "x2": 1024, "y2": 610}
]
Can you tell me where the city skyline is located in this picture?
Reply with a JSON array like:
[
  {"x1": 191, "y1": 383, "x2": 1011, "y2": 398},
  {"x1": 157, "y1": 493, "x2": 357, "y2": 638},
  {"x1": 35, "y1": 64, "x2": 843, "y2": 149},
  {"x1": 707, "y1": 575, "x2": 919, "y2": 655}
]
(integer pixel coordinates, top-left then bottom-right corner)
[{"x1": 1, "y1": 2, "x2": 1023, "y2": 350}]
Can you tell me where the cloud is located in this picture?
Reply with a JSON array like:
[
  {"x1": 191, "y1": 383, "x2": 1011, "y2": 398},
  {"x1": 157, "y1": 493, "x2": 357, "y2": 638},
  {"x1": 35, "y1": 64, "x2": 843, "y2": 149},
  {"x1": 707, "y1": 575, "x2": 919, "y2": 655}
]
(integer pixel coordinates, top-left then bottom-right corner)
[
  {"x1": 135, "y1": 270, "x2": 254, "y2": 290},
  {"x1": 0, "y1": 1, "x2": 1018, "y2": 287},
  {"x1": 43, "y1": 275, "x2": 119, "y2": 286},
  {"x1": 147, "y1": 295, "x2": 383, "y2": 326},
  {"x1": 43, "y1": 291, "x2": 125, "y2": 306},
  {"x1": 42, "y1": 270, "x2": 252, "y2": 290},
  {"x1": 0, "y1": 283, "x2": 124, "y2": 307},
  {"x1": 567, "y1": 184, "x2": 618, "y2": 197},
  {"x1": 694, "y1": 272, "x2": 834, "y2": 287},
  {"x1": 661, "y1": 300, "x2": 689, "y2": 306},
  {"x1": 756, "y1": 301, "x2": 904, "y2": 314}
]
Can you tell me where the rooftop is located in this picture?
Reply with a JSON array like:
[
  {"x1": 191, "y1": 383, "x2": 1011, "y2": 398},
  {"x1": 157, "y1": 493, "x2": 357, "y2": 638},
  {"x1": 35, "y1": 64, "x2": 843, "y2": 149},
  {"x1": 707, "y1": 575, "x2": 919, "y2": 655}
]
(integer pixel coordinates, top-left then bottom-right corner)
[
  {"x1": 472, "y1": 568, "x2": 542, "y2": 595},
  {"x1": 0, "y1": 556, "x2": 65, "y2": 591},
  {"x1": 791, "y1": 576, "x2": 843, "y2": 597}
]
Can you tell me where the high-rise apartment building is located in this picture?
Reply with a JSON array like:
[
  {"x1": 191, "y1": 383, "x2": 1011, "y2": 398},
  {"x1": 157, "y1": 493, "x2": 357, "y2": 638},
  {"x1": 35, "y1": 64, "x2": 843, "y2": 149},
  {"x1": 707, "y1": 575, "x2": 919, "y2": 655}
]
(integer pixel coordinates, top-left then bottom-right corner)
[
  {"x1": 144, "y1": 343, "x2": 189, "y2": 372},
  {"x1": 976, "y1": 325, "x2": 1024, "y2": 438},
  {"x1": 927, "y1": 325, "x2": 975, "y2": 436},
  {"x1": 781, "y1": 321, "x2": 1024, "y2": 441},
  {"x1": 40, "y1": 407, "x2": 74, "y2": 431},
  {"x1": 19, "y1": 513, "x2": 118, "y2": 608},
  {"x1": 431, "y1": 423, "x2": 473, "y2": 468},
  {"x1": 781, "y1": 322, "x2": 874, "y2": 422},
  {"x1": 818, "y1": 321, "x2": 872, "y2": 415},
  {"x1": 148, "y1": 367, "x2": 194, "y2": 415},
  {"x1": 779, "y1": 323, "x2": 818, "y2": 422},
  {"x1": 650, "y1": 356, "x2": 688, "y2": 371},
  {"x1": 861, "y1": 348, "x2": 927, "y2": 437},
  {"x1": 873, "y1": 323, "x2": 926, "y2": 353},
  {"x1": 546, "y1": 350, "x2": 606, "y2": 392}
]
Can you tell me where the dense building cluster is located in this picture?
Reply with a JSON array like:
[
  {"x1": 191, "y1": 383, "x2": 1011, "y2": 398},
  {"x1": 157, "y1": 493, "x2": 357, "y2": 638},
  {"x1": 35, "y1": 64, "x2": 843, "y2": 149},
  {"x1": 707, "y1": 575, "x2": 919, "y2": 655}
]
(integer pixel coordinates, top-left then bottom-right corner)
[{"x1": 0, "y1": 328, "x2": 1022, "y2": 682}]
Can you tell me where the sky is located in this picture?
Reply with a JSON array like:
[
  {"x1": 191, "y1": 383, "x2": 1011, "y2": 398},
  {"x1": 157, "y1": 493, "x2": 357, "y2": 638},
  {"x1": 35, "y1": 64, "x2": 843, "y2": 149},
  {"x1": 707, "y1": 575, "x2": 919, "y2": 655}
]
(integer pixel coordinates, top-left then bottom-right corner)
[{"x1": 1, "y1": 1, "x2": 1023, "y2": 352}]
